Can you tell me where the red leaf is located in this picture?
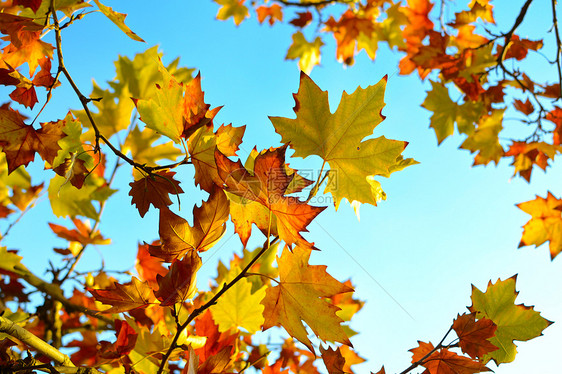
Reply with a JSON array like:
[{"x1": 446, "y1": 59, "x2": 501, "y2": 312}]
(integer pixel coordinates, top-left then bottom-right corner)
[
  {"x1": 129, "y1": 170, "x2": 184, "y2": 217},
  {"x1": 452, "y1": 313, "x2": 498, "y2": 359},
  {"x1": 289, "y1": 11, "x2": 312, "y2": 28},
  {"x1": 155, "y1": 250, "x2": 202, "y2": 306}
]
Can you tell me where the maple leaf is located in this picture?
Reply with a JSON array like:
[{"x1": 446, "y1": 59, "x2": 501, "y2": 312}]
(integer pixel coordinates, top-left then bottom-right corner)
[
  {"x1": 0, "y1": 105, "x2": 66, "y2": 173},
  {"x1": 452, "y1": 313, "x2": 498, "y2": 359},
  {"x1": 469, "y1": 275, "x2": 552, "y2": 364},
  {"x1": 290, "y1": 11, "x2": 313, "y2": 28},
  {"x1": 188, "y1": 123, "x2": 245, "y2": 193},
  {"x1": 88, "y1": 277, "x2": 157, "y2": 313},
  {"x1": 261, "y1": 246, "x2": 354, "y2": 353},
  {"x1": 270, "y1": 72, "x2": 416, "y2": 209},
  {"x1": 256, "y1": 4, "x2": 283, "y2": 26},
  {"x1": 49, "y1": 218, "x2": 111, "y2": 247},
  {"x1": 320, "y1": 346, "x2": 346, "y2": 374},
  {"x1": 148, "y1": 187, "x2": 229, "y2": 261},
  {"x1": 460, "y1": 109, "x2": 504, "y2": 165},
  {"x1": 155, "y1": 250, "x2": 202, "y2": 306},
  {"x1": 98, "y1": 319, "x2": 138, "y2": 359},
  {"x1": 129, "y1": 170, "x2": 184, "y2": 218},
  {"x1": 286, "y1": 31, "x2": 324, "y2": 74},
  {"x1": 194, "y1": 310, "x2": 238, "y2": 363},
  {"x1": 10, "y1": 183, "x2": 42, "y2": 210},
  {"x1": 422, "y1": 81, "x2": 484, "y2": 144},
  {"x1": 135, "y1": 69, "x2": 220, "y2": 143},
  {"x1": 517, "y1": 192, "x2": 562, "y2": 259},
  {"x1": 410, "y1": 341, "x2": 490, "y2": 374},
  {"x1": 505, "y1": 141, "x2": 560, "y2": 182},
  {"x1": 324, "y1": 9, "x2": 379, "y2": 65},
  {"x1": 210, "y1": 264, "x2": 266, "y2": 334},
  {"x1": 215, "y1": 0, "x2": 249, "y2": 26},
  {"x1": 135, "y1": 242, "x2": 168, "y2": 289},
  {"x1": 92, "y1": 0, "x2": 145, "y2": 42},
  {"x1": 502, "y1": 35, "x2": 543, "y2": 61},
  {"x1": 513, "y1": 98, "x2": 534, "y2": 115},
  {"x1": 215, "y1": 145, "x2": 325, "y2": 248},
  {"x1": 0, "y1": 13, "x2": 54, "y2": 75}
]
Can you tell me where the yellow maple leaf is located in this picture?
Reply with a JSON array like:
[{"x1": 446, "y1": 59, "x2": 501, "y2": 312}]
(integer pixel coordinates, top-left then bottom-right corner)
[
  {"x1": 261, "y1": 246, "x2": 354, "y2": 353},
  {"x1": 517, "y1": 192, "x2": 562, "y2": 260}
]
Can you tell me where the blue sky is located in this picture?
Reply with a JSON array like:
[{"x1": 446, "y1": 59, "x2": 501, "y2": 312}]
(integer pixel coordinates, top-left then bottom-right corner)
[{"x1": 3, "y1": 1, "x2": 562, "y2": 373}]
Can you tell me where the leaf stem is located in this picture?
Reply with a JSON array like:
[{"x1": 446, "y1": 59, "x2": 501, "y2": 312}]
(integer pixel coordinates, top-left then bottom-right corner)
[{"x1": 397, "y1": 326, "x2": 453, "y2": 374}]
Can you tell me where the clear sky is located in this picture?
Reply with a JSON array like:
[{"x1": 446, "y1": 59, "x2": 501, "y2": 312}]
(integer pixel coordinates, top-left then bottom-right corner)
[{"x1": 4, "y1": 1, "x2": 562, "y2": 373}]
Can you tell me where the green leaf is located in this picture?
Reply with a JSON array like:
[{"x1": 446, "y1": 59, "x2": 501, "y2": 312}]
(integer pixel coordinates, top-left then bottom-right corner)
[
  {"x1": 270, "y1": 73, "x2": 417, "y2": 209},
  {"x1": 469, "y1": 275, "x2": 552, "y2": 364}
]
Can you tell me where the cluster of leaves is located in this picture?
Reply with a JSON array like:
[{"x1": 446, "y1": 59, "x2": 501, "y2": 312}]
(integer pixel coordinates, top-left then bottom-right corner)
[
  {"x1": 215, "y1": 0, "x2": 562, "y2": 259},
  {"x1": 0, "y1": 1, "x2": 555, "y2": 374}
]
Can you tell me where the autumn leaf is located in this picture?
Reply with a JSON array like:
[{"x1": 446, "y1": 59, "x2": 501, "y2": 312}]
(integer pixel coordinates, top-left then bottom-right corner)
[
  {"x1": 129, "y1": 170, "x2": 184, "y2": 217},
  {"x1": 92, "y1": 0, "x2": 145, "y2": 42},
  {"x1": 286, "y1": 31, "x2": 324, "y2": 74},
  {"x1": 290, "y1": 11, "x2": 313, "y2": 28},
  {"x1": 135, "y1": 69, "x2": 220, "y2": 144},
  {"x1": 517, "y1": 192, "x2": 562, "y2": 259},
  {"x1": 261, "y1": 246, "x2": 354, "y2": 353},
  {"x1": 469, "y1": 275, "x2": 552, "y2": 364},
  {"x1": 122, "y1": 125, "x2": 183, "y2": 167},
  {"x1": 188, "y1": 123, "x2": 245, "y2": 193},
  {"x1": 98, "y1": 319, "x2": 138, "y2": 359},
  {"x1": 215, "y1": 0, "x2": 249, "y2": 26},
  {"x1": 155, "y1": 250, "x2": 202, "y2": 306},
  {"x1": 505, "y1": 141, "x2": 560, "y2": 182},
  {"x1": 320, "y1": 345, "x2": 347, "y2": 374},
  {"x1": 88, "y1": 277, "x2": 157, "y2": 313},
  {"x1": 409, "y1": 341, "x2": 490, "y2": 374},
  {"x1": 460, "y1": 109, "x2": 504, "y2": 165},
  {"x1": 0, "y1": 13, "x2": 54, "y2": 76},
  {"x1": 215, "y1": 145, "x2": 325, "y2": 248},
  {"x1": 135, "y1": 242, "x2": 168, "y2": 289},
  {"x1": 49, "y1": 218, "x2": 111, "y2": 247},
  {"x1": 148, "y1": 187, "x2": 229, "y2": 261},
  {"x1": 0, "y1": 105, "x2": 65, "y2": 173},
  {"x1": 270, "y1": 72, "x2": 416, "y2": 209},
  {"x1": 452, "y1": 313, "x2": 498, "y2": 359},
  {"x1": 194, "y1": 310, "x2": 238, "y2": 363},
  {"x1": 256, "y1": 4, "x2": 283, "y2": 26}
]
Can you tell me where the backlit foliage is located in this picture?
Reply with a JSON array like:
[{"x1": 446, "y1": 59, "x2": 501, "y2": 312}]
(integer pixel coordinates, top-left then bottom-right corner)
[{"x1": 0, "y1": 1, "x2": 557, "y2": 373}]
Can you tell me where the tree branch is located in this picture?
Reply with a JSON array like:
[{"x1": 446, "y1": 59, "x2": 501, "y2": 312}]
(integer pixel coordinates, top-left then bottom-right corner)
[
  {"x1": 0, "y1": 316, "x2": 74, "y2": 367},
  {"x1": 551, "y1": 0, "x2": 562, "y2": 100}
]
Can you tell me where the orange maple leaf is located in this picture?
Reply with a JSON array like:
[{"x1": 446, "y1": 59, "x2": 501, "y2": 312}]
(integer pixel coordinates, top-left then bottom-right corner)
[
  {"x1": 0, "y1": 105, "x2": 65, "y2": 173},
  {"x1": 49, "y1": 218, "x2": 110, "y2": 247},
  {"x1": 135, "y1": 242, "x2": 168, "y2": 289},
  {"x1": 517, "y1": 192, "x2": 562, "y2": 259},
  {"x1": 148, "y1": 187, "x2": 229, "y2": 261},
  {"x1": 256, "y1": 4, "x2": 283, "y2": 26},
  {"x1": 88, "y1": 277, "x2": 156, "y2": 313},
  {"x1": 129, "y1": 170, "x2": 184, "y2": 217},
  {"x1": 215, "y1": 145, "x2": 324, "y2": 249},
  {"x1": 261, "y1": 246, "x2": 354, "y2": 353},
  {"x1": 505, "y1": 141, "x2": 559, "y2": 182},
  {"x1": 320, "y1": 346, "x2": 346, "y2": 374},
  {"x1": 452, "y1": 313, "x2": 498, "y2": 359}
]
